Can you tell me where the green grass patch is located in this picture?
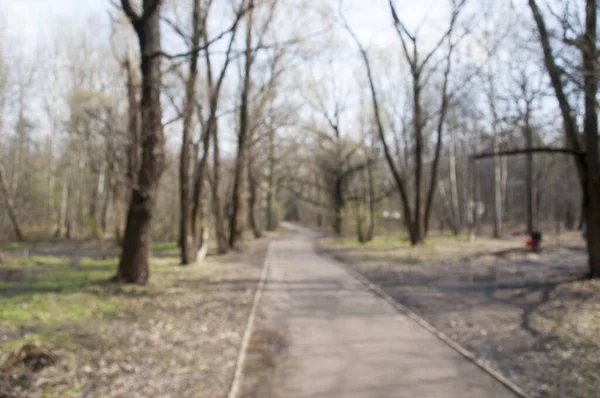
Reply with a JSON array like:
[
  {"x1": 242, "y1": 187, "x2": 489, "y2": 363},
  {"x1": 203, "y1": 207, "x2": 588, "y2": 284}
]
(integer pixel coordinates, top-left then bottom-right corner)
[
  {"x1": 150, "y1": 241, "x2": 178, "y2": 251},
  {"x1": 79, "y1": 256, "x2": 118, "y2": 268},
  {"x1": 0, "y1": 254, "x2": 123, "y2": 351}
]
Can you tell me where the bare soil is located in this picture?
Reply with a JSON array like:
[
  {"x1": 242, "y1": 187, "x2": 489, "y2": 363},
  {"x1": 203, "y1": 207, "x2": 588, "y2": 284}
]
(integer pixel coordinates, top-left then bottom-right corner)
[
  {"x1": 0, "y1": 235, "x2": 275, "y2": 398},
  {"x1": 319, "y1": 233, "x2": 600, "y2": 398}
]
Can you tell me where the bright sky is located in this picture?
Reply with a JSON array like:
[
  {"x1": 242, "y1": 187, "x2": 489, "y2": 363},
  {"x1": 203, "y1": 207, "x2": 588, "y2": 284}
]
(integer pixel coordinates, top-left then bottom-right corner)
[
  {"x1": 3, "y1": 0, "x2": 532, "y2": 150},
  {"x1": 2, "y1": 0, "x2": 453, "y2": 51},
  {"x1": 2, "y1": 0, "x2": 108, "y2": 47}
]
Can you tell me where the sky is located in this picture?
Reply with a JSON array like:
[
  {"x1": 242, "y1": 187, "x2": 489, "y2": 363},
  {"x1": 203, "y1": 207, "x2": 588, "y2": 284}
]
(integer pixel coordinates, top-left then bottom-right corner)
[
  {"x1": 1, "y1": 0, "x2": 453, "y2": 52},
  {"x1": 2, "y1": 0, "x2": 108, "y2": 47},
  {"x1": 1, "y1": 0, "x2": 543, "y2": 151}
]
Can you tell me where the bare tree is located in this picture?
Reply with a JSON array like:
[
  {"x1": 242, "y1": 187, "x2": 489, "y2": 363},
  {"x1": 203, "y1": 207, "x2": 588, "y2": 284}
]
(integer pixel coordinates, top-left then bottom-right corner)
[
  {"x1": 528, "y1": 0, "x2": 600, "y2": 278},
  {"x1": 229, "y1": 0, "x2": 255, "y2": 249},
  {"x1": 178, "y1": 0, "x2": 202, "y2": 265},
  {"x1": 116, "y1": 0, "x2": 165, "y2": 284},
  {"x1": 485, "y1": 71, "x2": 504, "y2": 238},
  {"x1": 345, "y1": 0, "x2": 464, "y2": 244}
]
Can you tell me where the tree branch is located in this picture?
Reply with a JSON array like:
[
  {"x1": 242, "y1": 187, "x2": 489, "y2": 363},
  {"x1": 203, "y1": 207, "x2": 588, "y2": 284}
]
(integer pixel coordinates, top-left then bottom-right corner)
[{"x1": 471, "y1": 147, "x2": 585, "y2": 160}]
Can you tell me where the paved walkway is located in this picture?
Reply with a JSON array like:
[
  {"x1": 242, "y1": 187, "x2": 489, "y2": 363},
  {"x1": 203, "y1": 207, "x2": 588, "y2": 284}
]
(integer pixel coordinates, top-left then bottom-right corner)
[{"x1": 257, "y1": 226, "x2": 517, "y2": 398}]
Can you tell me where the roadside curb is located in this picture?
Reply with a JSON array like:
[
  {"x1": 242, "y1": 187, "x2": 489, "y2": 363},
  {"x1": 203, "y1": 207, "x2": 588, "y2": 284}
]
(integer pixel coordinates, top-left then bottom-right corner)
[
  {"x1": 336, "y1": 259, "x2": 532, "y2": 398},
  {"x1": 228, "y1": 242, "x2": 273, "y2": 398}
]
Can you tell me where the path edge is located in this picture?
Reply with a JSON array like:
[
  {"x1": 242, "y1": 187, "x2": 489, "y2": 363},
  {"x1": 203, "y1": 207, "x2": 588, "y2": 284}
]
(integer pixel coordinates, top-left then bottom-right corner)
[
  {"x1": 227, "y1": 242, "x2": 273, "y2": 398},
  {"x1": 330, "y1": 255, "x2": 532, "y2": 398}
]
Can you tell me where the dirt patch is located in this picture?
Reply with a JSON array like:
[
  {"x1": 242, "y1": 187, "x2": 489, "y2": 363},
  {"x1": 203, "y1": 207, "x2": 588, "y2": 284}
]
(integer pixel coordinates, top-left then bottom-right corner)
[
  {"x1": 0, "y1": 235, "x2": 277, "y2": 398},
  {"x1": 319, "y1": 235, "x2": 600, "y2": 398}
]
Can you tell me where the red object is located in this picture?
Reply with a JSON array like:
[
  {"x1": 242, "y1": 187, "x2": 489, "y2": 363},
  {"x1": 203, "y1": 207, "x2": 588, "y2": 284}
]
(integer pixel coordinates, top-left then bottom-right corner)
[{"x1": 526, "y1": 238, "x2": 533, "y2": 247}]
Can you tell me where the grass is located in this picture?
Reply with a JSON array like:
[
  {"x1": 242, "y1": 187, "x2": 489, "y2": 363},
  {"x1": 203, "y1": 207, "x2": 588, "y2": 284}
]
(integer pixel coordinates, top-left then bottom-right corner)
[
  {"x1": 1, "y1": 256, "x2": 116, "y2": 350},
  {"x1": 0, "y1": 236, "x2": 274, "y2": 398},
  {"x1": 0, "y1": 251, "x2": 181, "y2": 351},
  {"x1": 319, "y1": 235, "x2": 411, "y2": 248},
  {"x1": 317, "y1": 232, "x2": 575, "y2": 268},
  {"x1": 150, "y1": 241, "x2": 179, "y2": 252}
]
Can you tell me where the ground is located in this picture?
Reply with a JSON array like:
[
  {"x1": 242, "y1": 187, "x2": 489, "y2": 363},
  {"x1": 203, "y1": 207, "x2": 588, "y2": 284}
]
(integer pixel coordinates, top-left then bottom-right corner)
[
  {"x1": 0, "y1": 235, "x2": 274, "y2": 398},
  {"x1": 239, "y1": 226, "x2": 519, "y2": 398},
  {"x1": 318, "y1": 232, "x2": 600, "y2": 398},
  {"x1": 2, "y1": 229, "x2": 597, "y2": 398}
]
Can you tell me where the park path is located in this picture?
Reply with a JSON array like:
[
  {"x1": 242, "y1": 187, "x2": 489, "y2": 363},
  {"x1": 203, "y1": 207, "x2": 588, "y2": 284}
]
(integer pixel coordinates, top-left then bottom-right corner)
[{"x1": 254, "y1": 225, "x2": 518, "y2": 398}]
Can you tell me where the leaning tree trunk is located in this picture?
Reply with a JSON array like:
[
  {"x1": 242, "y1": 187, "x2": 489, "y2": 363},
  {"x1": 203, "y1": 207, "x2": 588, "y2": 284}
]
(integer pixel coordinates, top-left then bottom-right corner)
[{"x1": 116, "y1": 0, "x2": 166, "y2": 284}]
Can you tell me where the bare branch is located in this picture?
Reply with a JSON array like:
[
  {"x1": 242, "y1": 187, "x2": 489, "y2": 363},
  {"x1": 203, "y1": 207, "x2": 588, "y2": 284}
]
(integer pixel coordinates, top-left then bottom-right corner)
[
  {"x1": 471, "y1": 147, "x2": 584, "y2": 160},
  {"x1": 120, "y1": 0, "x2": 141, "y2": 23}
]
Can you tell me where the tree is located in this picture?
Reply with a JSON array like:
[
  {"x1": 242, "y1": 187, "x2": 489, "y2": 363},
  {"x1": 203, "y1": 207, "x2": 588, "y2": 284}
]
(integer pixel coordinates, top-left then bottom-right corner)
[
  {"x1": 116, "y1": 0, "x2": 165, "y2": 284},
  {"x1": 345, "y1": 0, "x2": 464, "y2": 244},
  {"x1": 178, "y1": 0, "x2": 202, "y2": 265},
  {"x1": 0, "y1": 163, "x2": 24, "y2": 241},
  {"x1": 229, "y1": 0, "x2": 255, "y2": 249},
  {"x1": 528, "y1": 0, "x2": 600, "y2": 278},
  {"x1": 194, "y1": 1, "x2": 247, "y2": 256}
]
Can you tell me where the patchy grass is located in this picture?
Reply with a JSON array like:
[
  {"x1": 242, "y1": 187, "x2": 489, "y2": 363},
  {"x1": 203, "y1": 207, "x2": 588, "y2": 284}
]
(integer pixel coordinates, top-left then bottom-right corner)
[
  {"x1": 0, "y1": 236, "x2": 275, "y2": 398},
  {"x1": 1, "y1": 256, "x2": 131, "y2": 351}
]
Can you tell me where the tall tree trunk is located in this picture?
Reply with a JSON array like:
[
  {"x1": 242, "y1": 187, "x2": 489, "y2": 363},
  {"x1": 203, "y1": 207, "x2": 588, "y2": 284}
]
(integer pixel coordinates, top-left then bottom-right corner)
[
  {"x1": 583, "y1": 0, "x2": 600, "y2": 278},
  {"x1": 490, "y1": 79, "x2": 503, "y2": 238},
  {"x1": 366, "y1": 163, "x2": 375, "y2": 241},
  {"x1": 529, "y1": 0, "x2": 600, "y2": 277},
  {"x1": 467, "y1": 161, "x2": 475, "y2": 241},
  {"x1": 0, "y1": 164, "x2": 25, "y2": 241},
  {"x1": 247, "y1": 149, "x2": 262, "y2": 238},
  {"x1": 357, "y1": 164, "x2": 375, "y2": 243},
  {"x1": 332, "y1": 177, "x2": 344, "y2": 235},
  {"x1": 229, "y1": 3, "x2": 254, "y2": 249},
  {"x1": 125, "y1": 48, "x2": 140, "y2": 188},
  {"x1": 248, "y1": 174, "x2": 262, "y2": 238},
  {"x1": 412, "y1": 69, "x2": 424, "y2": 243},
  {"x1": 56, "y1": 181, "x2": 69, "y2": 238},
  {"x1": 449, "y1": 127, "x2": 461, "y2": 234},
  {"x1": 501, "y1": 153, "x2": 508, "y2": 226},
  {"x1": 266, "y1": 127, "x2": 277, "y2": 231},
  {"x1": 89, "y1": 165, "x2": 105, "y2": 238},
  {"x1": 191, "y1": 121, "x2": 212, "y2": 263},
  {"x1": 525, "y1": 112, "x2": 534, "y2": 234},
  {"x1": 117, "y1": 0, "x2": 166, "y2": 285},
  {"x1": 212, "y1": 125, "x2": 228, "y2": 254},
  {"x1": 101, "y1": 176, "x2": 113, "y2": 235},
  {"x1": 179, "y1": 0, "x2": 201, "y2": 265}
]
